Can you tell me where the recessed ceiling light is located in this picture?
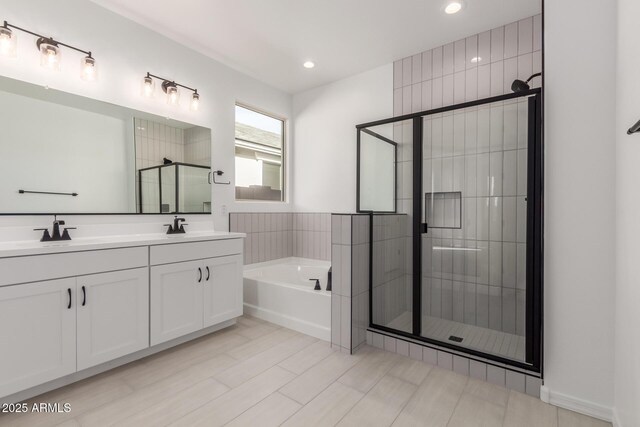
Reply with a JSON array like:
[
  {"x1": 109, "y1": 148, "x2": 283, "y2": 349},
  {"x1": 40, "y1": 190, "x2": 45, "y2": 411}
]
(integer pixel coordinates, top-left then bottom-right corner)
[
  {"x1": 303, "y1": 61, "x2": 315, "y2": 69},
  {"x1": 444, "y1": 1, "x2": 463, "y2": 14},
  {"x1": 471, "y1": 56, "x2": 482, "y2": 63}
]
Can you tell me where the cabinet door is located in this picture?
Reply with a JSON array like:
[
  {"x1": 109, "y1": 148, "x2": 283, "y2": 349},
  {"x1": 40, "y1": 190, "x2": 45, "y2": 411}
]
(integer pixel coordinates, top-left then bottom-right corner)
[
  {"x1": 76, "y1": 268, "x2": 149, "y2": 371},
  {"x1": 0, "y1": 278, "x2": 76, "y2": 398},
  {"x1": 150, "y1": 260, "x2": 204, "y2": 346},
  {"x1": 203, "y1": 254, "x2": 243, "y2": 328}
]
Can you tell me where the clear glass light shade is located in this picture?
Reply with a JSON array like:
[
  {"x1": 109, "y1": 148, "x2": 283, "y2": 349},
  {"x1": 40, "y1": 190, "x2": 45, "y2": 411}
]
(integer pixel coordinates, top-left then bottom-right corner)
[
  {"x1": 80, "y1": 56, "x2": 97, "y2": 81},
  {"x1": 39, "y1": 41, "x2": 61, "y2": 70},
  {"x1": 190, "y1": 92, "x2": 200, "y2": 111},
  {"x1": 141, "y1": 76, "x2": 155, "y2": 97},
  {"x1": 0, "y1": 27, "x2": 16, "y2": 57},
  {"x1": 166, "y1": 85, "x2": 179, "y2": 105}
]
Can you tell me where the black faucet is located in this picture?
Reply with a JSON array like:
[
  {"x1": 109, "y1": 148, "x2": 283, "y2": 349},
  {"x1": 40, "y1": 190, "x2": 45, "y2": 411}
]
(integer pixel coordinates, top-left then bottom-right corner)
[
  {"x1": 309, "y1": 279, "x2": 321, "y2": 291},
  {"x1": 165, "y1": 216, "x2": 188, "y2": 234},
  {"x1": 327, "y1": 267, "x2": 332, "y2": 292},
  {"x1": 34, "y1": 217, "x2": 76, "y2": 242}
]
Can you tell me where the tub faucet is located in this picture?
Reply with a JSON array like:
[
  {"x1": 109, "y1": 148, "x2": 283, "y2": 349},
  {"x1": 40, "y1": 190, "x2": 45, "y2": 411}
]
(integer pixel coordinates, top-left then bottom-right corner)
[
  {"x1": 309, "y1": 279, "x2": 321, "y2": 291},
  {"x1": 326, "y1": 267, "x2": 332, "y2": 292}
]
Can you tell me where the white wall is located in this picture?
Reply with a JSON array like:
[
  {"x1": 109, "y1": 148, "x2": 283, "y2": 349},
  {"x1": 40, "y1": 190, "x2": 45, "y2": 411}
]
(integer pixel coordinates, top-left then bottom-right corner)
[
  {"x1": 615, "y1": 0, "x2": 640, "y2": 426},
  {"x1": 292, "y1": 64, "x2": 393, "y2": 213},
  {"x1": 0, "y1": 0, "x2": 292, "y2": 236},
  {"x1": 544, "y1": 0, "x2": 617, "y2": 419}
]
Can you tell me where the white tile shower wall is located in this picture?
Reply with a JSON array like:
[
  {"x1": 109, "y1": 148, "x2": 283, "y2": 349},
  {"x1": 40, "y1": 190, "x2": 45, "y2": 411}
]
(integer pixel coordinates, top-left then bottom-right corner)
[
  {"x1": 371, "y1": 214, "x2": 411, "y2": 330},
  {"x1": 135, "y1": 118, "x2": 186, "y2": 170},
  {"x1": 184, "y1": 127, "x2": 211, "y2": 167},
  {"x1": 366, "y1": 330, "x2": 542, "y2": 398},
  {"x1": 351, "y1": 215, "x2": 370, "y2": 352},
  {"x1": 135, "y1": 118, "x2": 186, "y2": 213},
  {"x1": 331, "y1": 214, "x2": 370, "y2": 353},
  {"x1": 331, "y1": 214, "x2": 351, "y2": 353},
  {"x1": 393, "y1": 15, "x2": 541, "y2": 337},
  {"x1": 229, "y1": 212, "x2": 330, "y2": 265}
]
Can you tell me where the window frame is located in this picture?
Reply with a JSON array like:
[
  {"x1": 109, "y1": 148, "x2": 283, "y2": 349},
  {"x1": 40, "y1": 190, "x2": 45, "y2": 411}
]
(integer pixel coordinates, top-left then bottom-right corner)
[{"x1": 234, "y1": 102, "x2": 287, "y2": 203}]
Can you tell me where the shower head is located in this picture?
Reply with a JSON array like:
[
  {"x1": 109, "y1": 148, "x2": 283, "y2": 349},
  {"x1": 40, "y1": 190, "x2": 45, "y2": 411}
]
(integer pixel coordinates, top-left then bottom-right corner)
[{"x1": 511, "y1": 72, "x2": 542, "y2": 93}]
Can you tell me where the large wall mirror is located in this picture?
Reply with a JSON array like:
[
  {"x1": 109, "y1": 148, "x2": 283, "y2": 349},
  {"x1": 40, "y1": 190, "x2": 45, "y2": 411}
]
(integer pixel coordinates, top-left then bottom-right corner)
[{"x1": 0, "y1": 76, "x2": 212, "y2": 215}]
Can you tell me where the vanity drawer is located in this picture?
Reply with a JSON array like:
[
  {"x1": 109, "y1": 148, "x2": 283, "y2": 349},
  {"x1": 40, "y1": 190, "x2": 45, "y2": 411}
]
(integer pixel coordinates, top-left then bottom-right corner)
[
  {"x1": 0, "y1": 247, "x2": 148, "y2": 287},
  {"x1": 150, "y1": 238, "x2": 243, "y2": 266}
]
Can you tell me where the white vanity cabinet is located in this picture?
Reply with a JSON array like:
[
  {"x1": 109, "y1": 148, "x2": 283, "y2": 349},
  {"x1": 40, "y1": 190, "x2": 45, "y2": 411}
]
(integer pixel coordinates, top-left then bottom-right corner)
[
  {"x1": 150, "y1": 259, "x2": 205, "y2": 345},
  {"x1": 76, "y1": 268, "x2": 149, "y2": 370},
  {"x1": 203, "y1": 254, "x2": 243, "y2": 328},
  {"x1": 0, "y1": 278, "x2": 77, "y2": 398},
  {"x1": 0, "y1": 233, "x2": 244, "y2": 402},
  {"x1": 149, "y1": 239, "x2": 244, "y2": 346}
]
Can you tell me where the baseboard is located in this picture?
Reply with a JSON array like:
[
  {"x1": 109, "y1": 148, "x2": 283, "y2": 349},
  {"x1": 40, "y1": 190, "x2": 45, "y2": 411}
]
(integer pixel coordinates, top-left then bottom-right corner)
[
  {"x1": 611, "y1": 407, "x2": 622, "y2": 427},
  {"x1": 243, "y1": 303, "x2": 330, "y2": 342},
  {"x1": 541, "y1": 385, "x2": 614, "y2": 422}
]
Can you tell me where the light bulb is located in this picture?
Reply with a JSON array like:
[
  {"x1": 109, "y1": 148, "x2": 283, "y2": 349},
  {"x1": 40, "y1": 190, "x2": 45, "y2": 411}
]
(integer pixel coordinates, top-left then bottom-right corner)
[
  {"x1": 444, "y1": 1, "x2": 463, "y2": 14},
  {"x1": 38, "y1": 39, "x2": 60, "y2": 70},
  {"x1": 190, "y1": 92, "x2": 200, "y2": 111},
  {"x1": 0, "y1": 26, "x2": 16, "y2": 57},
  {"x1": 80, "y1": 55, "x2": 97, "y2": 81},
  {"x1": 141, "y1": 76, "x2": 154, "y2": 97},
  {"x1": 166, "y1": 84, "x2": 179, "y2": 105}
]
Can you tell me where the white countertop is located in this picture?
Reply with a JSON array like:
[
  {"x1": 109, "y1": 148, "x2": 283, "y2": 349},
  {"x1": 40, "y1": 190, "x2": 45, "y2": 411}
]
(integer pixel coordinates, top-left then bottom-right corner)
[{"x1": 0, "y1": 231, "x2": 246, "y2": 258}]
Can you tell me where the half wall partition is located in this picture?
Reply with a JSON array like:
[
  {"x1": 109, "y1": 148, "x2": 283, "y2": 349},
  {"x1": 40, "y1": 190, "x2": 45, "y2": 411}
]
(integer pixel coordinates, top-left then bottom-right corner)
[{"x1": 357, "y1": 88, "x2": 543, "y2": 373}]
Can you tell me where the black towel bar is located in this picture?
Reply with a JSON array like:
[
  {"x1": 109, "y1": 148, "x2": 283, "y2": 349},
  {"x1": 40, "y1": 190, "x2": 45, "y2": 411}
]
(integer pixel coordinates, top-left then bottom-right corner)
[{"x1": 19, "y1": 189, "x2": 78, "y2": 197}]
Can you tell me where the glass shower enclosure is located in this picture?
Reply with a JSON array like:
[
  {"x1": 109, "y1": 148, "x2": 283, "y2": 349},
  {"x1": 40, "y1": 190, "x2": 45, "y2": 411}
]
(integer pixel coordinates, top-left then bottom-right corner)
[
  {"x1": 357, "y1": 88, "x2": 543, "y2": 372},
  {"x1": 138, "y1": 162, "x2": 212, "y2": 213}
]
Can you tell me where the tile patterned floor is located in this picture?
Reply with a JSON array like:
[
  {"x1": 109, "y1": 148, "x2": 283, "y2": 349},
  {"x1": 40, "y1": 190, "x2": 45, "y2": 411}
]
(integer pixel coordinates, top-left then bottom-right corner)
[
  {"x1": 0, "y1": 316, "x2": 611, "y2": 427},
  {"x1": 387, "y1": 311, "x2": 526, "y2": 362}
]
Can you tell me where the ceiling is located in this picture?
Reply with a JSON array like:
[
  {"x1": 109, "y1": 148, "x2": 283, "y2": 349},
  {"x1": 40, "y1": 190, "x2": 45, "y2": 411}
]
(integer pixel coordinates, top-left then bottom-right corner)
[{"x1": 91, "y1": 0, "x2": 541, "y2": 94}]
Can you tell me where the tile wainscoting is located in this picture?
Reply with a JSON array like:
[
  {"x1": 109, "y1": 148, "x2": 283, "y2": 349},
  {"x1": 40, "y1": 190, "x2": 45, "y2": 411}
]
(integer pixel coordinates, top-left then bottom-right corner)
[{"x1": 229, "y1": 212, "x2": 331, "y2": 265}]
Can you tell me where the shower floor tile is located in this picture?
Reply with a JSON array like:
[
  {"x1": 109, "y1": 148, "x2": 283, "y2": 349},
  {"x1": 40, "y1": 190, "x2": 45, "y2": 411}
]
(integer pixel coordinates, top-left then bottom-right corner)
[{"x1": 386, "y1": 311, "x2": 525, "y2": 362}]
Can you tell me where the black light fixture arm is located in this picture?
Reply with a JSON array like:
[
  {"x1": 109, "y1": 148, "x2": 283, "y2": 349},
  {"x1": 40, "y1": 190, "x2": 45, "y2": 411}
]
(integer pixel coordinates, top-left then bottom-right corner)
[
  {"x1": 145, "y1": 72, "x2": 198, "y2": 94},
  {"x1": 3, "y1": 21, "x2": 93, "y2": 58},
  {"x1": 627, "y1": 119, "x2": 640, "y2": 135},
  {"x1": 525, "y1": 72, "x2": 542, "y2": 83}
]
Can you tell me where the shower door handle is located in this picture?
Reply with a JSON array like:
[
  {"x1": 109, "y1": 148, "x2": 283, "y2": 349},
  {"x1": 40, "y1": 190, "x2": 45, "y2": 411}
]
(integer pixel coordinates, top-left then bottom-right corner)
[{"x1": 421, "y1": 223, "x2": 428, "y2": 234}]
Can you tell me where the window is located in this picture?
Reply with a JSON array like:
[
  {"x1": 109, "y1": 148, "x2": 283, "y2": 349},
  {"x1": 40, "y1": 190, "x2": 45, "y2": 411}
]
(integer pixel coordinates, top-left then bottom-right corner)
[{"x1": 234, "y1": 104, "x2": 285, "y2": 201}]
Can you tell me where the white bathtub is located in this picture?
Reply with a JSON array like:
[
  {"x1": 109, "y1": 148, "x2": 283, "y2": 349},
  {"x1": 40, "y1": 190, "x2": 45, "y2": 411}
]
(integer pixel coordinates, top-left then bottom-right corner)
[{"x1": 243, "y1": 257, "x2": 331, "y2": 341}]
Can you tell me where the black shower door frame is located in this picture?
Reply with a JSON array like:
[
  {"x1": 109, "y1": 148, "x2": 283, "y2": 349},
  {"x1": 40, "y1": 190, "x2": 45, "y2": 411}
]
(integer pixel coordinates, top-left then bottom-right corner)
[{"x1": 357, "y1": 88, "x2": 543, "y2": 374}]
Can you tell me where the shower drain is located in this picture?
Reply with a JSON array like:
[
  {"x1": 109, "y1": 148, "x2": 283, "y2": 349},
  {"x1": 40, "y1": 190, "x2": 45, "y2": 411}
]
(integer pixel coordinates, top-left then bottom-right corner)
[{"x1": 448, "y1": 335, "x2": 464, "y2": 343}]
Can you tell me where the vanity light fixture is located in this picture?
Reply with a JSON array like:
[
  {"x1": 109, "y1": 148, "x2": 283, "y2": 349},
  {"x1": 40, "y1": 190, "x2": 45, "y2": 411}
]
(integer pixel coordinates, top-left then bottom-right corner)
[
  {"x1": 0, "y1": 25, "x2": 16, "y2": 57},
  {"x1": 190, "y1": 92, "x2": 200, "y2": 111},
  {"x1": 141, "y1": 74, "x2": 155, "y2": 97},
  {"x1": 1, "y1": 21, "x2": 97, "y2": 80},
  {"x1": 163, "y1": 81, "x2": 180, "y2": 106},
  {"x1": 471, "y1": 56, "x2": 482, "y2": 63},
  {"x1": 142, "y1": 72, "x2": 200, "y2": 111}
]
